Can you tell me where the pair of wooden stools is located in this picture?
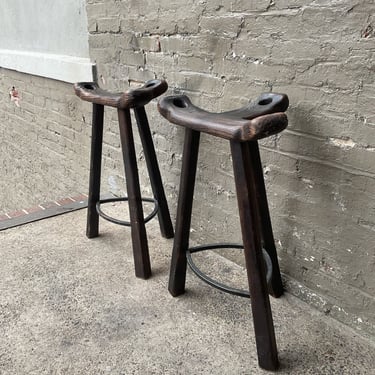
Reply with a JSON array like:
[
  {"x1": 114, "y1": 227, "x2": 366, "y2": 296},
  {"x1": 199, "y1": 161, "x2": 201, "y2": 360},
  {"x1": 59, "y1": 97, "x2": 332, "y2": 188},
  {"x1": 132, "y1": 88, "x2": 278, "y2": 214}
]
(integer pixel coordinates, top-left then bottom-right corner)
[{"x1": 74, "y1": 79, "x2": 288, "y2": 371}]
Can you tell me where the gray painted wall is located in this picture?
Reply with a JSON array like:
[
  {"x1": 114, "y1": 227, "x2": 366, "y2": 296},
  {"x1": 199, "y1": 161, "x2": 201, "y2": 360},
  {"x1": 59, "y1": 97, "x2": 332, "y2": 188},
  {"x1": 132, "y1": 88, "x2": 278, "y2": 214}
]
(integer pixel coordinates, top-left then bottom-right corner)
[
  {"x1": 85, "y1": 0, "x2": 375, "y2": 339},
  {"x1": 0, "y1": 0, "x2": 374, "y2": 340},
  {"x1": 0, "y1": 0, "x2": 90, "y2": 57},
  {"x1": 0, "y1": 0, "x2": 93, "y2": 82}
]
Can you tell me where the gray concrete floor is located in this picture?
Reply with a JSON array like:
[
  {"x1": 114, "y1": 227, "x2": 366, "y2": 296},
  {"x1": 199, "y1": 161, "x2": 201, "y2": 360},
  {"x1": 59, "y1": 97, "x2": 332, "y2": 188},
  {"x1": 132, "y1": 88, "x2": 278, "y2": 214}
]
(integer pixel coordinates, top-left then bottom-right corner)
[{"x1": 1, "y1": 205, "x2": 374, "y2": 374}]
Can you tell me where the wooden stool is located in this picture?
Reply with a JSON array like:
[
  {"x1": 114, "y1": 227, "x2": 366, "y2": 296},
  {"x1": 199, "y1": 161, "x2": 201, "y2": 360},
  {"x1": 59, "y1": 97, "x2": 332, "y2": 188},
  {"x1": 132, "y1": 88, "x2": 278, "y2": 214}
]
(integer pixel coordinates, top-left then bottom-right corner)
[
  {"x1": 74, "y1": 79, "x2": 174, "y2": 279},
  {"x1": 158, "y1": 92, "x2": 288, "y2": 370}
]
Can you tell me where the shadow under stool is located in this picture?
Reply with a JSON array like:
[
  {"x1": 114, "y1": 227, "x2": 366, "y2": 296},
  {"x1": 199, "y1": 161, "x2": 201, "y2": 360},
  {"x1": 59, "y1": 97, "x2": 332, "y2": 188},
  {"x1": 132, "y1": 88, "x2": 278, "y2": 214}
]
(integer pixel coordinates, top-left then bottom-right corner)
[
  {"x1": 74, "y1": 79, "x2": 174, "y2": 279},
  {"x1": 158, "y1": 93, "x2": 289, "y2": 371}
]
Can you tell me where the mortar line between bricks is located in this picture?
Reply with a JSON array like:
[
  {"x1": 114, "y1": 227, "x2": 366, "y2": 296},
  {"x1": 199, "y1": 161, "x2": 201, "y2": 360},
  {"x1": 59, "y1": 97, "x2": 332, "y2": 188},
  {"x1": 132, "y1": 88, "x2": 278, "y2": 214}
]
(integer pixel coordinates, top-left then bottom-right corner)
[{"x1": 261, "y1": 146, "x2": 375, "y2": 179}]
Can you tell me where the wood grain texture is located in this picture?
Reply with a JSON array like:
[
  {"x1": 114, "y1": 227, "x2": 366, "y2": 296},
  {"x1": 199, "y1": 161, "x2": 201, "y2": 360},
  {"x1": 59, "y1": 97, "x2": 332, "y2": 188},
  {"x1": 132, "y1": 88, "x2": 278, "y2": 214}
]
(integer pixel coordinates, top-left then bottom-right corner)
[
  {"x1": 158, "y1": 93, "x2": 288, "y2": 142},
  {"x1": 74, "y1": 79, "x2": 168, "y2": 109}
]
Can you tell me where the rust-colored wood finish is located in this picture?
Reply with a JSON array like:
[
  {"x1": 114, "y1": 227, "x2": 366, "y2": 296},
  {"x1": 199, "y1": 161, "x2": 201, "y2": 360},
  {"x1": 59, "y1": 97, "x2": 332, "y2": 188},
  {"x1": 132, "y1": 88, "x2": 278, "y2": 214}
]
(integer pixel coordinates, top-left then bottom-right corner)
[
  {"x1": 74, "y1": 79, "x2": 173, "y2": 279},
  {"x1": 158, "y1": 92, "x2": 288, "y2": 371}
]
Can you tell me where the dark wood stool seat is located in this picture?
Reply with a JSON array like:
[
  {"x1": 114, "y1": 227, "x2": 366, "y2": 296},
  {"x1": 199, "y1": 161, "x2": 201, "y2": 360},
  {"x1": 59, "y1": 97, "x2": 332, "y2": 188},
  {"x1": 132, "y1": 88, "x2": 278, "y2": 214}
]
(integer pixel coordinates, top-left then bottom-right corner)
[
  {"x1": 158, "y1": 92, "x2": 289, "y2": 371},
  {"x1": 75, "y1": 79, "x2": 168, "y2": 109},
  {"x1": 74, "y1": 79, "x2": 174, "y2": 280},
  {"x1": 158, "y1": 93, "x2": 288, "y2": 141}
]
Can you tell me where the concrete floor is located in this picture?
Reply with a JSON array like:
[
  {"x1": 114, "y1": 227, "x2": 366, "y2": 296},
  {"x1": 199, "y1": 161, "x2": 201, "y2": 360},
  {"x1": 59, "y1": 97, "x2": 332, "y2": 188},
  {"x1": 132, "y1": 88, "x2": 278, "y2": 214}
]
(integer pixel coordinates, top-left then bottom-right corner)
[{"x1": 1, "y1": 205, "x2": 374, "y2": 374}]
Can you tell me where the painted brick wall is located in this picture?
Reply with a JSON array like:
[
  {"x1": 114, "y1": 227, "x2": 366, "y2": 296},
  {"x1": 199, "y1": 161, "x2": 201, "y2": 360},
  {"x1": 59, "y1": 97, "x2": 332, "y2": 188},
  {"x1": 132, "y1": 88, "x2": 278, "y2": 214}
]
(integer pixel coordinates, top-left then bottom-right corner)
[
  {"x1": 85, "y1": 0, "x2": 375, "y2": 338},
  {"x1": 0, "y1": 69, "x2": 92, "y2": 211},
  {"x1": 0, "y1": 0, "x2": 373, "y2": 339}
]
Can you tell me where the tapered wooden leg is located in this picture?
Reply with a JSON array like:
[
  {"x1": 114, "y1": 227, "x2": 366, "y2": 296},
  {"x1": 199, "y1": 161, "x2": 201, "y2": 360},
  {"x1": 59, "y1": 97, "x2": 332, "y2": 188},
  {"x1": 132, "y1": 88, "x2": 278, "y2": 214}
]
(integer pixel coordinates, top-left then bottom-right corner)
[
  {"x1": 231, "y1": 140, "x2": 279, "y2": 371},
  {"x1": 134, "y1": 106, "x2": 174, "y2": 239},
  {"x1": 118, "y1": 108, "x2": 151, "y2": 279},
  {"x1": 248, "y1": 141, "x2": 283, "y2": 298},
  {"x1": 86, "y1": 103, "x2": 104, "y2": 238},
  {"x1": 168, "y1": 128, "x2": 201, "y2": 296}
]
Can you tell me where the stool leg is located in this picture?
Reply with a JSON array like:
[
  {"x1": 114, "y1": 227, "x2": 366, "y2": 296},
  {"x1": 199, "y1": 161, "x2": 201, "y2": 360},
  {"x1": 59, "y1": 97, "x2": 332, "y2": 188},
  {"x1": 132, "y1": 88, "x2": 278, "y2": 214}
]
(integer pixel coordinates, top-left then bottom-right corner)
[
  {"x1": 231, "y1": 140, "x2": 279, "y2": 371},
  {"x1": 168, "y1": 128, "x2": 201, "y2": 296},
  {"x1": 249, "y1": 141, "x2": 283, "y2": 298},
  {"x1": 118, "y1": 108, "x2": 151, "y2": 279},
  {"x1": 86, "y1": 103, "x2": 104, "y2": 239},
  {"x1": 134, "y1": 106, "x2": 174, "y2": 239}
]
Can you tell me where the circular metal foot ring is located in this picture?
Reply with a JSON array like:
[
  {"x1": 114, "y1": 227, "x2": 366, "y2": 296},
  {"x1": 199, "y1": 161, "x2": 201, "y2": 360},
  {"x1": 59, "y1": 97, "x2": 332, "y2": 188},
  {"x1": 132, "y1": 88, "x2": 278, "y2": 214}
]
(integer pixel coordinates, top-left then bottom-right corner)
[
  {"x1": 186, "y1": 243, "x2": 273, "y2": 298},
  {"x1": 96, "y1": 197, "x2": 158, "y2": 226}
]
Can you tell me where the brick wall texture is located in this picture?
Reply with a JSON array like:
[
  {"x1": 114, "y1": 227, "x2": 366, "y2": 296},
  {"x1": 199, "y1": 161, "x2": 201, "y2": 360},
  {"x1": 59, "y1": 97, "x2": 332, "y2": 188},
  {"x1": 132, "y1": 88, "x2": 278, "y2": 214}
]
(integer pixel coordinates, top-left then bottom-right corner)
[
  {"x1": 0, "y1": 70, "x2": 93, "y2": 211},
  {"x1": 1, "y1": 0, "x2": 374, "y2": 338}
]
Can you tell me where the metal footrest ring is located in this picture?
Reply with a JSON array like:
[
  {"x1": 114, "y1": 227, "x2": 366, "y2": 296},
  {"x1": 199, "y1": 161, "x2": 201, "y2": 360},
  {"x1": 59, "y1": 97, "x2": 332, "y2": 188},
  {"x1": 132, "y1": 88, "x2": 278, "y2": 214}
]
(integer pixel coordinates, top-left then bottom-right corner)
[
  {"x1": 186, "y1": 243, "x2": 273, "y2": 298},
  {"x1": 96, "y1": 197, "x2": 158, "y2": 226}
]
